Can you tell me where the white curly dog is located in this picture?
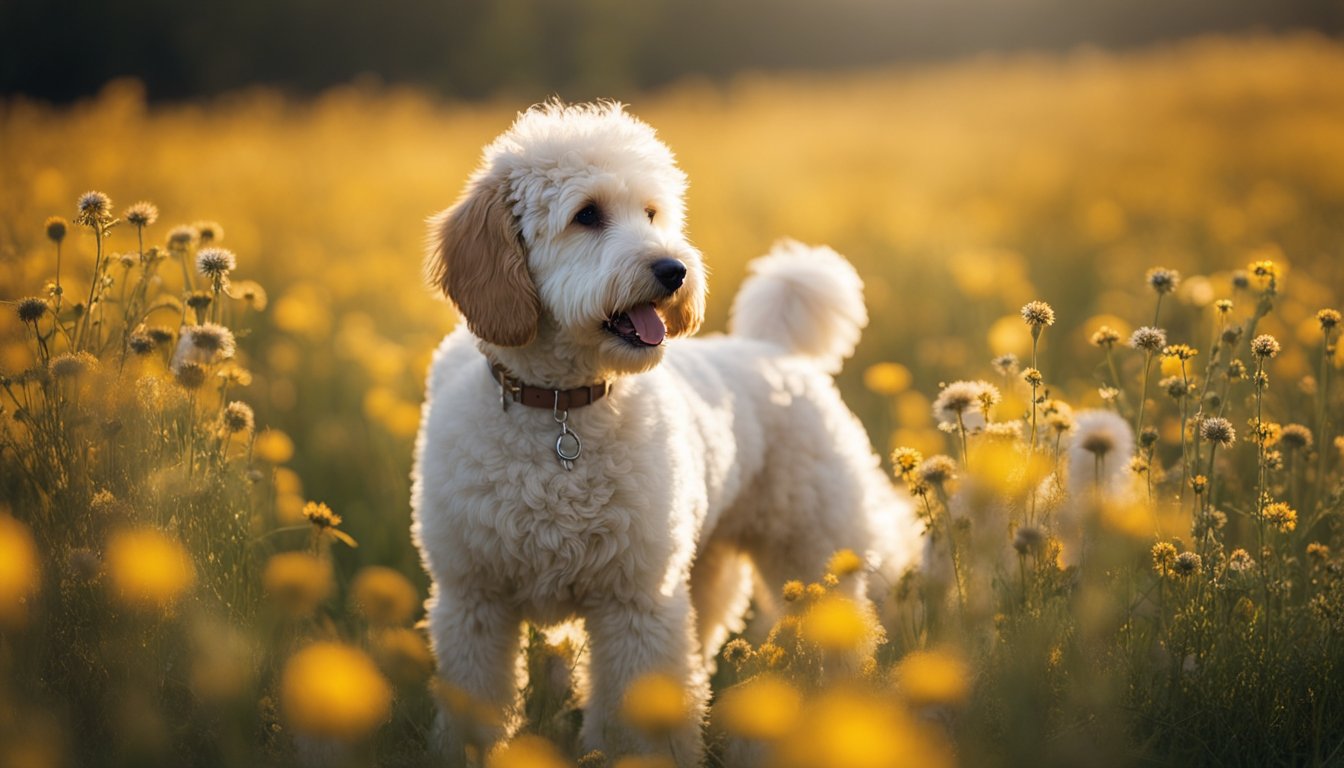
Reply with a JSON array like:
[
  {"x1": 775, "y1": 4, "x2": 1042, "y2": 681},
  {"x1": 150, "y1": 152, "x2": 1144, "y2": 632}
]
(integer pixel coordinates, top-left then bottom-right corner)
[{"x1": 412, "y1": 101, "x2": 919, "y2": 765}]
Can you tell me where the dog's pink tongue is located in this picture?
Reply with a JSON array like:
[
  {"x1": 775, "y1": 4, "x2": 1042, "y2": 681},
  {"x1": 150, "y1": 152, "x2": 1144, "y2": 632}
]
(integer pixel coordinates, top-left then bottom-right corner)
[{"x1": 628, "y1": 303, "x2": 665, "y2": 345}]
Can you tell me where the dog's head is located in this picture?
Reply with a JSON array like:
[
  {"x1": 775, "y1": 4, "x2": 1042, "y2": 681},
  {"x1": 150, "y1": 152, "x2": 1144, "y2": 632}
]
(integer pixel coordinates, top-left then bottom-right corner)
[{"x1": 427, "y1": 101, "x2": 705, "y2": 379}]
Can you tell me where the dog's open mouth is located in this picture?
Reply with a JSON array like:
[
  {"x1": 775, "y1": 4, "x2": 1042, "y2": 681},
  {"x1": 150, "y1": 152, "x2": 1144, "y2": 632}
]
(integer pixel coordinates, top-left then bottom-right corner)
[{"x1": 603, "y1": 303, "x2": 666, "y2": 347}]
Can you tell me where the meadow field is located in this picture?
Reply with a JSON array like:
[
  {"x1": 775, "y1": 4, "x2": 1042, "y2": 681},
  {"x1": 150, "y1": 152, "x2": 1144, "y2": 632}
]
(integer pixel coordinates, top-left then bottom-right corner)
[{"x1": 2, "y1": 33, "x2": 1344, "y2": 767}]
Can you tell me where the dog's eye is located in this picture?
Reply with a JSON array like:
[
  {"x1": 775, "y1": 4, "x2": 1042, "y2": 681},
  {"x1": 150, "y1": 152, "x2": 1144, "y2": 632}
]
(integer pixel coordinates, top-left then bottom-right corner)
[
  {"x1": 645, "y1": 208, "x2": 656, "y2": 223},
  {"x1": 574, "y1": 204, "x2": 602, "y2": 228}
]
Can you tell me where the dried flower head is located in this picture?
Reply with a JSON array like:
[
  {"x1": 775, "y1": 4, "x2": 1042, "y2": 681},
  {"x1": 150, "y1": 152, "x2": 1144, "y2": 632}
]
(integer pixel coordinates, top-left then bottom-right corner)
[
  {"x1": 1227, "y1": 359, "x2": 1247, "y2": 381},
  {"x1": 1231, "y1": 270, "x2": 1250, "y2": 290},
  {"x1": 222, "y1": 401, "x2": 255, "y2": 433},
  {"x1": 1020, "y1": 300, "x2": 1056, "y2": 328},
  {"x1": 167, "y1": 226, "x2": 197, "y2": 250},
  {"x1": 193, "y1": 221, "x2": 224, "y2": 243},
  {"x1": 128, "y1": 330, "x2": 156, "y2": 356},
  {"x1": 1250, "y1": 334, "x2": 1281, "y2": 359},
  {"x1": 1279, "y1": 424, "x2": 1313, "y2": 451},
  {"x1": 1022, "y1": 368, "x2": 1044, "y2": 388},
  {"x1": 187, "y1": 323, "x2": 236, "y2": 358},
  {"x1": 45, "y1": 216, "x2": 68, "y2": 243},
  {"x1": 1307, "y1": 542, "x2": 1331, "y2": 561},
  {"x1": 1200, "y1": 417, "x2": 1236, "y2": 447},
  {"x1": 1173, "y1": 551, "x2": 1202, "y2": 577},
  {"x1": 186, "y1": 291, "x2": 213, "y2": 312},
  {"x1": 1090, "y1": 326, "x2": 1121, "y2": 349},
  {"x1": 75, "y1": 191, "x2": 112, "y2": 226},
  {"x1": 1152, "y1": 542, "x2": 1178, "y2": 575},
  {"x1": 1319, "y1": 309, "x2": 1342, "y2": 332},
  {"x1": 1013, "y1": 525, "x2": 1045, "y2": 555},
  {"x1": 1221, "y1": 326, "x2": 1245, "y2": 346},
  {"x1": 17, "y1": 297, "x2": 47, "y2": 324},
  {"x1": 49, "y1": 351, "x2": 97, "y2": 379},
  {"x1": 227, "y1": 280, "x2": 269, "y2": 311},
  {"x1": 991, "y1": 353, "x2": 1019, "y2": 376},
  {"x1": 917, "y1": 455, "x2": 958, "y2": 487},
  {"x1": 1190, "y1": 475, "x2": 1208, "y2": 495},
  {"x1": 174, "y1": 362, "x2": 208, "y2": 389},
  {"x1": 124, "y1": 201, "x2": 159, "y2": 228},
  {"x1": 1226, "y1": 549, "x2": 1256, "y2": 574},
  {"x1": 1145, "y1": 267, "x2": 1180, "y2": 294},
  {"x1": 1129, "y1": 326, "x2": 1167, "y2": 353},
  {"x1": 1215, "y1": 299, "x2": 1233, "y2": 315},
  {"x1": 932, "y1": 380, "x2": 997, "y2": 423},
  {"x1": 196, "y1": 247, "x2": 237, "y2": 279},
  {"x1": 782, "y1": 580, "x2": 805, "y2": 602}
]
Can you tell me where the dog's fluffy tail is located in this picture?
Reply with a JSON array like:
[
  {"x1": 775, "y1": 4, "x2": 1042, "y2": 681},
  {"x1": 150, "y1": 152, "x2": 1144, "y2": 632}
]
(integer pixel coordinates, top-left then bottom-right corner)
[{"x1": 728, "y1": 239, "x2": 867, "y2": 374}]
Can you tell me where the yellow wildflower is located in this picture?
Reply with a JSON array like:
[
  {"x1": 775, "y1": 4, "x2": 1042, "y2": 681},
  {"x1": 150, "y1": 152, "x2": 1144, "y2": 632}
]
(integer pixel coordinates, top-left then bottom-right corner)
[
  {"x1": 0, "y1": 514, "x2": 40, "y2": 627},
  {"x1": 802, "y1": 595, "x2": 870, "y2": 652},
  {"x1": 715, "y1": 674, "x2": 802, "y2": 740},
  {"x1": 350, "y1": 566, "x2": 420, "y2": 626},
  {"x1": 620, "y1": 673, "x2": 689, "y2": 736},
  {"x1": 281, "y1": 642, "x2": 391, "y2": 741},
  {"x1": 105, "y1": 528, "x2": 196, "y2": 610},
  {"x1": 895, "y1": 649, "x2": 971, "y2": 708}
]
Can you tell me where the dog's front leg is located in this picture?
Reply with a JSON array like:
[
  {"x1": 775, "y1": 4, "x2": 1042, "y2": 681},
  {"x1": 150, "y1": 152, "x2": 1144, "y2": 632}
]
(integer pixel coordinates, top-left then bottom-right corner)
[
  {"x1": 581, "y1": 587, "x2": 707, "y2": 767},
  {"x1": 427, "y1": 585, "x2": 524, "y2": 764}
]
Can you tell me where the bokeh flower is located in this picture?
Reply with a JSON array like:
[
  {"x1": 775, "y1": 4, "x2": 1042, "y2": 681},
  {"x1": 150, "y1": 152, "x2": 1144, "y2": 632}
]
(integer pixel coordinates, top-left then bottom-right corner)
[
  {"x1": 620, "y1": 672, "x2": 689, "y2": 736},
  {"x1": 104, "y1": 528, "x2": 196, "y2": 610},
  {"x1": 349, "y1": 566, "x2": 419, "y2": 626},
  {"x1": 715, "y1": 674, "x2": 802, "y2": 740},
  {"x1": 281, "y1": 642, "x2": 391, "y2": 741}
]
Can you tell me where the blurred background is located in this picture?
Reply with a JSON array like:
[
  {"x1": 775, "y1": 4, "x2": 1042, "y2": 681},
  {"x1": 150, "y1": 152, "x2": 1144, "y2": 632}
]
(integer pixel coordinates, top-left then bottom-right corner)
[
  {"x1": 3, "y1": 0, "x2": 1344, "y2": 635},
  {"x1": 2, "y1": 0, "x2": 1342, "y2": 102}
]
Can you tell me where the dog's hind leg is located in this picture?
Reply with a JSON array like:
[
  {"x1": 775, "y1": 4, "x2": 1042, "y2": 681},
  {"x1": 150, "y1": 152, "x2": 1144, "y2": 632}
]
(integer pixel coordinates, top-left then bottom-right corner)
[
  {"x1": 581, "y1": 586, "x2": 708, "y2": 767},
  {"x1": 426, "y1": 583, "x2": 525, "y2": 764},
  {"x1": 689, "y1": 542, "x2": 753, "y2": 669}
]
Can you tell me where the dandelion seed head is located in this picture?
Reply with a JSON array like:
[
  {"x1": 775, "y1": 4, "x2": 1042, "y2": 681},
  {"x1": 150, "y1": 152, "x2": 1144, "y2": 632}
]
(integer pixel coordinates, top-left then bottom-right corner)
[
  {"x1": 124, "y1": 201, "x2": 159, "y2": 227},
  {"x1": 187, "y1": 323, "x2": 236, "y2": 357},
  {"x1": 1128, "y1": 326, "x2": 1167, "y2": 353},
  {"x1": 1020, "y1": 300, "x2": 1055, "y2": 328},
  {"x1": 1090, "y1": 326, "x2": 1121, "y2": 349},
  {"x1": 991, "y1": 353, "x2": 1019, "y2": 376},
  {"x1": 44, "y1": 216, "x2": 67, "y2": 243},
  {"x1": 1199, "y1": 417, "x2": 1236, "y2": 447},
  {"x1": 76, "y1": 191, "x2": 112, "y2": 225},
  {"x1": 1251, "y1": 334, "x2": 1281, "y2": 359},
  {"x1": 196, "y1": 247, "x2": 237, "y2": 279},
  {"x1": 932, "y1": 380, "x2": 997, "y2": 425},
  {"x1": 227, "y1": 279, "x2": 269, "y2": 311},
  {"x1": 17, "y1": 297, "x2": 47, "y2": 324},
  {"x1": 222, "y1": 401, "x2": 255, "y2": 433},
  {"x1": 1145, "y1": 267, "x2": 1180, "y2": 294}
]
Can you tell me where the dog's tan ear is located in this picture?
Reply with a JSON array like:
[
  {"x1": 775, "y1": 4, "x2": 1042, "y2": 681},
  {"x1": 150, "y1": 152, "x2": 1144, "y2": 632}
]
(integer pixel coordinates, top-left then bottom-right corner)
[
  {"x1": 663, "y1": 260, "x2": 705, "y2": 338},
  {"x1": 427, "y1": 177, "x2": 540, "y2": 347}
]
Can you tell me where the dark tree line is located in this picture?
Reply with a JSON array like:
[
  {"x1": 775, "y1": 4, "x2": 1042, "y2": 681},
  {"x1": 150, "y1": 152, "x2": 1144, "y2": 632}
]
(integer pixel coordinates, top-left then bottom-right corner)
[{"x1": 2, "y1": 0, "x2": 1339, "y2": 103}]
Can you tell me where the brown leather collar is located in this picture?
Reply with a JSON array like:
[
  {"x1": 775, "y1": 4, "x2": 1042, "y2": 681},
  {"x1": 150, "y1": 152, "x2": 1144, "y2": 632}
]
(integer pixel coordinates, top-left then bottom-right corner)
[{"x1": 489, "y1": 361, "x2": 610, "y2": 412}]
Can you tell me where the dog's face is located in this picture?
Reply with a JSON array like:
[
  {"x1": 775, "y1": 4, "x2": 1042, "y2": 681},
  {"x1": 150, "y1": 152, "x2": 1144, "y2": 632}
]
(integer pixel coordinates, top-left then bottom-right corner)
[{"x1": 428, "y1": 102, "x2": 705, "y2": 377}]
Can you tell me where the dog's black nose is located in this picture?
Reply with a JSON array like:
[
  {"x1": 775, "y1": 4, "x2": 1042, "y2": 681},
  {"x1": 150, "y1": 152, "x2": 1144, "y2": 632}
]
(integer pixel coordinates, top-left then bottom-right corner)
[{"x1": 652, "y1": 258, "x2": 687, "y2": 293}]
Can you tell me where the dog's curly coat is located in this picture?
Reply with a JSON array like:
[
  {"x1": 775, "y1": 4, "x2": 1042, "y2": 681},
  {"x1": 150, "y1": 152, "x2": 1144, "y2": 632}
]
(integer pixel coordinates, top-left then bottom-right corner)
[{"x1": 412, "y1": 101, "x2": 920, "y2": 765}]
